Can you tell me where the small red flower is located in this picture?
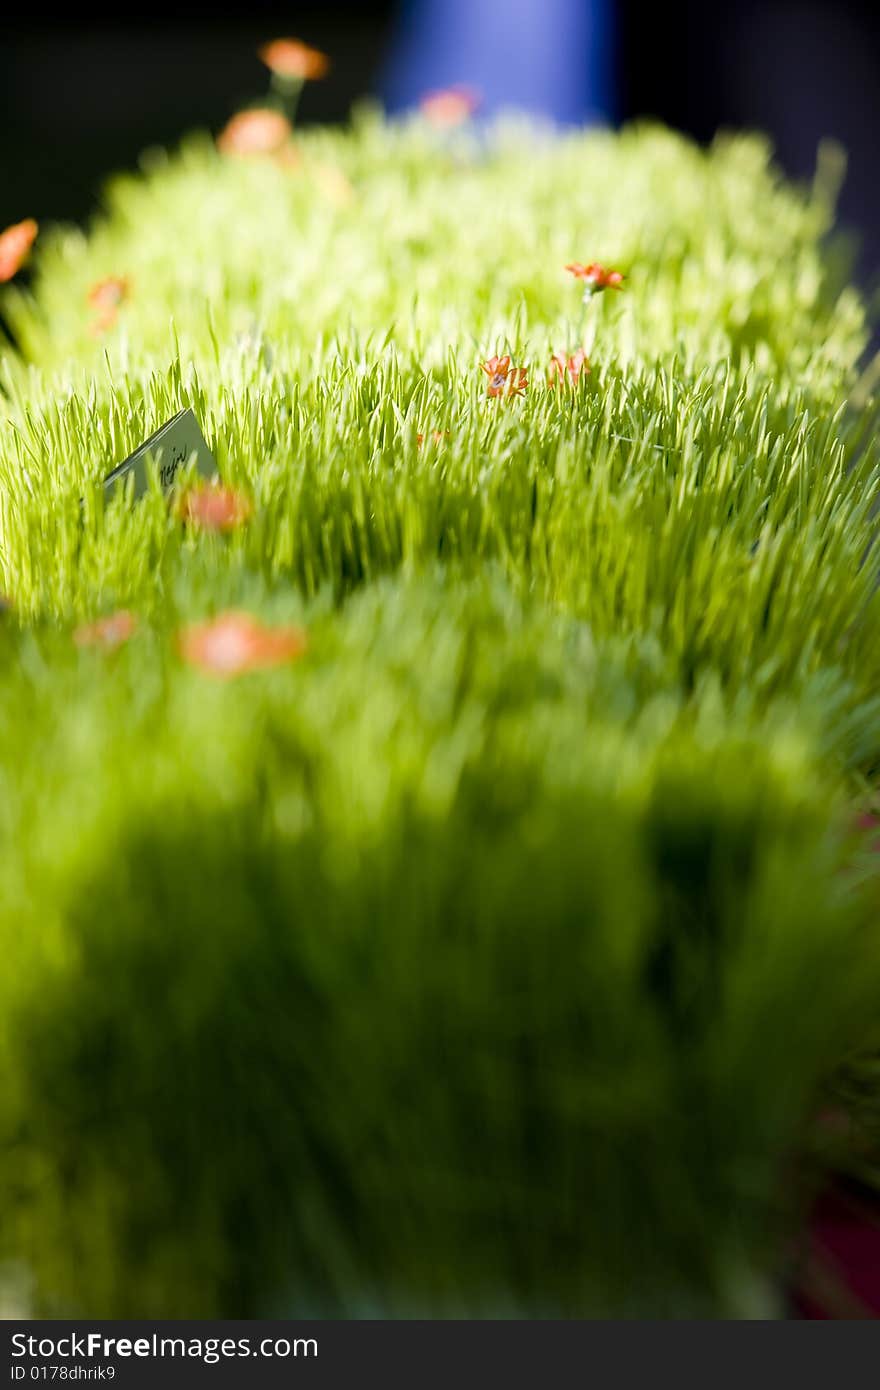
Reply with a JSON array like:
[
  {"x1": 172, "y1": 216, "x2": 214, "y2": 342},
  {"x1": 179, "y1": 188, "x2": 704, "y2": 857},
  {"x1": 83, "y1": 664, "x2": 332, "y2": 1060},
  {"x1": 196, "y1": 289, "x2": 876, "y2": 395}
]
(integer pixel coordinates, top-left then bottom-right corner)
[
  {"x1": 481, "y1": 355, "x2": 528, "y2": 399},
  {"x1": 259, "y1": 38, "x2": 330, "y2": 81},
  {"x1": 180, "y1": 483, "x2": 252, "y2": 533},
  {"x1": 565, "y1": 262, "x2": 625, "y2": 294},
  {"x1": 179, "y1": 612, "x2": 308, "y2": 678},
  {"x1": 74, "y1": 611, "x2": 138, "y2": 649},
  {"x1": 416, "y1": 430, "x2": 450, "y2": 447},
  {"x1": 87, "y1": 276, "x2": 130, "y2": 335},
  {"x1": 88, "y1": 276, "x2": 129, "y2": 312},
  {"x1": 0, "y1": 219, "x2": 38, "y2": 283},
  {"x1": 419, "y1": 86, "x2": 480, "y2": 128},
  {"x1": 548, "y1": 348, "x2": 590, "y2": 387},
  {"x1": 217, "y1": 109, "x2": 292, "y2": 157}
]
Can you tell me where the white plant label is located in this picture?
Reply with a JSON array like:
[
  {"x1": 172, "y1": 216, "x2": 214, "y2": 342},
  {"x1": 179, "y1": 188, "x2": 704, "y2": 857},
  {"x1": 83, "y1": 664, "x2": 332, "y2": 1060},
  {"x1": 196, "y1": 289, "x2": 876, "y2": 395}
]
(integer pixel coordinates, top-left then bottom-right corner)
[{"x1": 103, "y1": 408, "x2": 216, "y2": 498}]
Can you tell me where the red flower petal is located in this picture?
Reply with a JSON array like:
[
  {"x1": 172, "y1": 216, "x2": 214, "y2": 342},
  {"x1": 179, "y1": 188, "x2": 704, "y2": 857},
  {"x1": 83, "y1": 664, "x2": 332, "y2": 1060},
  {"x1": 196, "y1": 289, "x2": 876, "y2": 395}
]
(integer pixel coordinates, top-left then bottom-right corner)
[
  {"x1": 217, "y1": 109, "x2": 292, "y2": 157},
  {"x1": 548, "y1": 348, "x2": 590, "y2": 386},
  {"x1": 548, "y1": 353, "x2": 566, "y2": 384},
  {"x1": 88, "y1": 276, "x2": 129, "y2": 311},
  {"x1": 179, "y1": 612, "x2": 308, "y2": 677},
  {"x1": 0, "y1": 219, "x2": 38, "y2": 283},
  {"x1": 181, "y1": 484, "x2": 252, "y2": 533},
  {"x1": 74, "y1": 611, "x2": 138, "y2": 649},
  {"x1": 565, "y1": 261, "x2": 624, "y2": 291},
  {"x1": 419, "y1": 86, "x2": 480, "y2": 128},
  {"x1": 259, "y1": 38, "x2": 329, "y2": 81},
  {"x1": 482, "y1": 356, "x2": 527, "y2": 397}
]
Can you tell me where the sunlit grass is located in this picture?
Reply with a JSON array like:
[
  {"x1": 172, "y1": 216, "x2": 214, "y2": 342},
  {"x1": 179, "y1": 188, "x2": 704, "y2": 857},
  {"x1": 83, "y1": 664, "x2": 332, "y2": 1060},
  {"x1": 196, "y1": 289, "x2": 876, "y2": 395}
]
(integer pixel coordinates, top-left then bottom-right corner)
[{"x1": 0, "y1": 113, "x2": 878, "y2": 1316}]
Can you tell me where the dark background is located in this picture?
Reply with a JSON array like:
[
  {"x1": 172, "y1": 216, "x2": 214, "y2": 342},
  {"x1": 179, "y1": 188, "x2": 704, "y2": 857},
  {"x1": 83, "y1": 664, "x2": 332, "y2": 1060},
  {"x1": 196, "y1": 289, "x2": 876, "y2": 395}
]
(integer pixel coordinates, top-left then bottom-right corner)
[{"x1": 2, "y1": 1, "x2": 879, "y2": 283}]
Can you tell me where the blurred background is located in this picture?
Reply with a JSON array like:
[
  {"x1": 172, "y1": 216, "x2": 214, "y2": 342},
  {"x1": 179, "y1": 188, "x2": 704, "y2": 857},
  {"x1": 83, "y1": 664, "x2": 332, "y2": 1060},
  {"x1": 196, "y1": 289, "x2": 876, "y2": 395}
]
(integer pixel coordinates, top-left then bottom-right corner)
[{"x1": 2, "y1": 0, "x2": 879, "y2": 282}]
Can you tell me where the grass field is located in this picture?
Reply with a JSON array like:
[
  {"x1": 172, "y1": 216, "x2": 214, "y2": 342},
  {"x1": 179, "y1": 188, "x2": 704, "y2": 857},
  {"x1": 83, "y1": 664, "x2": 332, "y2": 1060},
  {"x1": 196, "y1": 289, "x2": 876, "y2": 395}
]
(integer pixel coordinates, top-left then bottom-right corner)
[{"x1": 0, "y1": 109, "x2": 879, "y2": 1316}]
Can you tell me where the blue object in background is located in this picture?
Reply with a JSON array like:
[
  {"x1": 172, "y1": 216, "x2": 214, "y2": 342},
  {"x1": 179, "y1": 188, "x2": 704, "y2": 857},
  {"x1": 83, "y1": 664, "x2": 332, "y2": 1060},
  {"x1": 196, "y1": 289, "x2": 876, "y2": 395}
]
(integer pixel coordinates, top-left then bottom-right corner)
[{"x1": 382, "y1": 0, "x2": 617, "y2": 125}]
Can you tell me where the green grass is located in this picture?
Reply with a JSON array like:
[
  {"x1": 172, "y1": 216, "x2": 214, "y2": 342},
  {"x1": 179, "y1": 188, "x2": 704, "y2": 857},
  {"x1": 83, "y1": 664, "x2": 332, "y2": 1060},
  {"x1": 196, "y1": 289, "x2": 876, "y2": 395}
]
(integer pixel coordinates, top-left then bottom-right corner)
[{"x1": 0, "y1": 112, "x2": 879, "y2": 1317}]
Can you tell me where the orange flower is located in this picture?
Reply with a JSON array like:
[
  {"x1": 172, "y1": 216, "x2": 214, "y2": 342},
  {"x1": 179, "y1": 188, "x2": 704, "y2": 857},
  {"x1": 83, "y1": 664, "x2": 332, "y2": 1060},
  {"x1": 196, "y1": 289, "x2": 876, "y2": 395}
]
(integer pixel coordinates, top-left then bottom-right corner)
[
  {"x1": 217, "y1": 108, "x2": 292, "y2": 157},
  {"x1": 0, "y1": 219, "x2": 38, "y2": 283},
  {"x1": 548, "y1": 348, "x2": 590, "y2": 387},
  {"x1": 179, "y1": 612, "x2": 308, "y2": 678},
  {"x1": 481, "y1": 355, "x2": 528, "y2": 399},
  {"x1": 88, "y1": 276, "x2": 129, "y2": 312},
  {"x1": 259, "y1": 38, "x2": 329, "y2": 81},
  {"x1": 87, "y1": 276, "x2": 130, "y2": 335},
  {"x1": 180, "y1": 483, "x2": 252, "y2": 532},
  {"x1": 419, "y1": 86, "x2": 480, "y2": 128},
  {"x1": 416, "y1": 430, "x2": 450, "y2": 447},
  {"x1": 565, "y1": 262, "x2": 625, "y2": 294},
  {"x1": 74, "y1": 611, "x2": 138, "y2": 649}
]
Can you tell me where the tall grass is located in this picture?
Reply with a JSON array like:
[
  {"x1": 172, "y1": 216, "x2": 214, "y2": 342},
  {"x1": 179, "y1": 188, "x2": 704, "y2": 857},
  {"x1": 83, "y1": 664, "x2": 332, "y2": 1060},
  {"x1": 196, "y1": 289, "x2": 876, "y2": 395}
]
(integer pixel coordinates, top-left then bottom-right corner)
[{"x1": 0, "y1": 113, "x2": 878, "y2": 1316}]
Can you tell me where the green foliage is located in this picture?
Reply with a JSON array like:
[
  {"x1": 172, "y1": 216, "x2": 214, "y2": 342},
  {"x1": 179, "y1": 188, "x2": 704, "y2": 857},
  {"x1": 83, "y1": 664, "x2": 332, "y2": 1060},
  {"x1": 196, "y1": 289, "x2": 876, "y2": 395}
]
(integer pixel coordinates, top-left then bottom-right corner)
[{"x1": 0, "y1": 115, "x2": 878, "y2": 1316}]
